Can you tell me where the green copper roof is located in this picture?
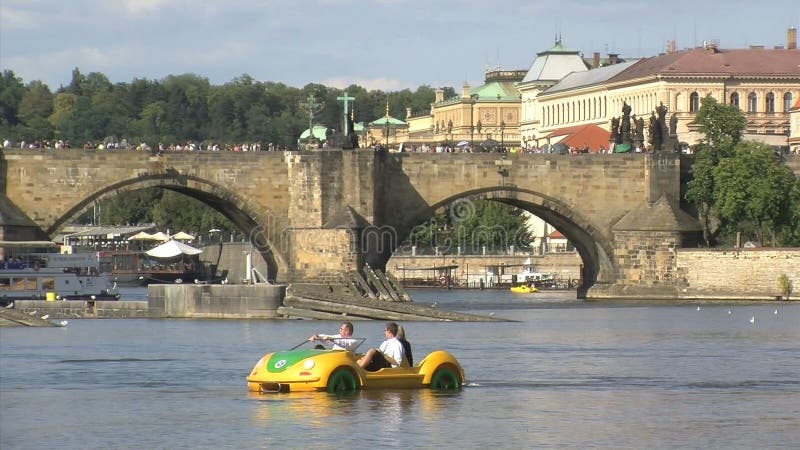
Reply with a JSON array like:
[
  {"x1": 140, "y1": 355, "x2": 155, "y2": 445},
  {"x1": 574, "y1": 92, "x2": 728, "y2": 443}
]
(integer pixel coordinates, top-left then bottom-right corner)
[
  {"x1": 472, "y1": 80, "x2": 521, "y2": 101},
  {"x1": 539, "y1": 39, "x2": 581, "y2": 56},
  {"x1": 299, "y1": 125, "x2": 329, "y2": 140}
]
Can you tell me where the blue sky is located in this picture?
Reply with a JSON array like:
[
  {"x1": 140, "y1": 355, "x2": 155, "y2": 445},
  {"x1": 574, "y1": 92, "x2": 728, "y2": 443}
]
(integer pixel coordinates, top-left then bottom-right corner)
[{"x1": 2, "y1": 0, "x2": 798, "y2": 92}]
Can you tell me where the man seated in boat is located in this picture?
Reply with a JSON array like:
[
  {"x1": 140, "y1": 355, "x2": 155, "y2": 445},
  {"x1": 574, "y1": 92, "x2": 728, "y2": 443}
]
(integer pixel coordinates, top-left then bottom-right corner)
[
  {"x1": 357, "y1": 322, "x2": 406, "y2": 371},
  {"x1": 309, "y1": 321, "x2": 360, "y2": 352}
]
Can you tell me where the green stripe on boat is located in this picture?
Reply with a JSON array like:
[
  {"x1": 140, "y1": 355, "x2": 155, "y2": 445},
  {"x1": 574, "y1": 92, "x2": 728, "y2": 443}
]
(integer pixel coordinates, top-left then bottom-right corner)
[{"x1": 267, "y1": 350, "x2": 320, "y2": 373}]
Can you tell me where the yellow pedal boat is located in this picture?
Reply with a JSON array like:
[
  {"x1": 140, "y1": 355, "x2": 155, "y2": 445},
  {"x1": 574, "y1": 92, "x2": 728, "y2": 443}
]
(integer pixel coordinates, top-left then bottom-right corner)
[
  {"x1": 247, "y1": 338, "x2": 464, "y2": 394},
  {"x1": 510, "y1": 285, "x2": 538, "y2": 294}
]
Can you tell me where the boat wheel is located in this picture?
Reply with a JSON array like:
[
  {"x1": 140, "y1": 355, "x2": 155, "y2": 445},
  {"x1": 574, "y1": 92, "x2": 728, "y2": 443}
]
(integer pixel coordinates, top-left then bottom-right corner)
[
  {"x1": 430, "y1": 366, "x2": 461, "y2": 391},
  {"x1": 326, "y1": 368, "x2": 357, "y2": 394}
]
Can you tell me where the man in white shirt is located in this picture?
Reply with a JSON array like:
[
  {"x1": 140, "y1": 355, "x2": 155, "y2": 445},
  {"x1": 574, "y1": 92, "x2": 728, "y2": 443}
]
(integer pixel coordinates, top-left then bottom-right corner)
[
  {"x1": 309, "y1": 321, "x2": 359, "y2": 352},
  {"x1": 357, "y1": 322, "x2": 406, "y2": 371}
]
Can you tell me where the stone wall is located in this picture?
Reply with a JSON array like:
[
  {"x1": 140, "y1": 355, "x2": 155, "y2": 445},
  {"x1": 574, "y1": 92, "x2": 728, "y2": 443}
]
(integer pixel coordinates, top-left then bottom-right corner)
[
  {"x1": 147, "y1": 284, "x2": 285, "y2": 318},
  {"x1": 676, "y1": 248, "x2": 800, "y2": 299},
  {"x1": 12, "y1": 300, "x2": 149, "y2": 318}
]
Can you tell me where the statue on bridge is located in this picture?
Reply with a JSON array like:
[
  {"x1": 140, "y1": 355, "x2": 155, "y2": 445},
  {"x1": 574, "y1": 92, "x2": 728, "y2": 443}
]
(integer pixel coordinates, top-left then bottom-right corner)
[
  {"x1": 610, "y1": 117, "x2": 620, "y2": 144},
  {"x1": 648, "y1": 113, "x2": 661, "y2": 152},
  {"x1": 633, "y1": 115, "x2": 645, "y2": 150},
  {"x1": 620, "y1": 102, "x2": 632, "y2": 147}
]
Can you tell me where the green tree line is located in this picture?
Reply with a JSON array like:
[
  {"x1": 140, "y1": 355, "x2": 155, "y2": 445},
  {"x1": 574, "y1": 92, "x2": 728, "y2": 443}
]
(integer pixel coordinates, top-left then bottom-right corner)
[
  {"x1": 686, "y1": 96, "x2": 800, "y2": 247},
  {"x1": 0, "y1": 68, "x2": 455, "y2": 148}
]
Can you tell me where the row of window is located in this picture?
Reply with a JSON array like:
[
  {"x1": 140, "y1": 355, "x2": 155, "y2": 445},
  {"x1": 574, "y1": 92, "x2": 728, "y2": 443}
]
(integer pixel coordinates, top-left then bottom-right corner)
[{"x1": 689, "y1": 92, "x2": 794, "y2": 113}]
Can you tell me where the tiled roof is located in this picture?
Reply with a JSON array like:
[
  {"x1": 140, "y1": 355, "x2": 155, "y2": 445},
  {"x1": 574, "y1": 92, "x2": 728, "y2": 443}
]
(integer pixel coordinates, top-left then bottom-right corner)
[
  {"x1": 608, "y1": 47, "x2": 800, "y2": 83},
  {"x1": 545, "y1": 124, "x2": 611, "y2": 151},
  {"x1": 545, "y1": 60, "x2": 640, "y2": 94}
]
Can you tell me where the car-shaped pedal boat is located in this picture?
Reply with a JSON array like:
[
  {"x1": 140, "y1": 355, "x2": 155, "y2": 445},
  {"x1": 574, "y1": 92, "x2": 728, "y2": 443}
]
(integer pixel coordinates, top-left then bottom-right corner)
[
  {"x1": 510, "y1": 285, "x2": 538, "y2": 294},
  {"x1": 246, "y1": 338, "x2": 464, "y2": 394}
]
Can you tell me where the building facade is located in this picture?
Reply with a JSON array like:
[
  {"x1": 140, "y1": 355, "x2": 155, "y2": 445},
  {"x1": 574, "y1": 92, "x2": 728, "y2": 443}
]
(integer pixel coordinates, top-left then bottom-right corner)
[
  {"x1": 399, "y1": 69, "x2": 526, "y2": 150},
  {"x1": 528, "y1": 30, "x2": 800, "y2": 150}
]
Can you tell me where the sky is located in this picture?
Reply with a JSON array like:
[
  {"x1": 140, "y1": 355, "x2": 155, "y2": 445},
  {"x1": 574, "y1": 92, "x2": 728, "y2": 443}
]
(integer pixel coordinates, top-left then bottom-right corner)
[{"x1": 2, "y1": 0, "x2": 799, "y2": 92}]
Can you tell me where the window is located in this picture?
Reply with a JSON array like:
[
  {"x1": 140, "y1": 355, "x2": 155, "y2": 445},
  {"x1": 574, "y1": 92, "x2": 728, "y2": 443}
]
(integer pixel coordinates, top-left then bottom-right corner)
[
  {"x1": 784, "y1": 92, "x2": 793, "y2": 112},
  {"x1": 748, "y1": 92, "x2": 757, "y2": 113},
  {"x1": 730, "y1": 92, "x2": 739, "y2": 108},
  {"x1": 689, "y1": 92, "x2": 699, "y2": 112},
  {"x1": 766, "y1": 93, "x2": 775, "y2": 113}
]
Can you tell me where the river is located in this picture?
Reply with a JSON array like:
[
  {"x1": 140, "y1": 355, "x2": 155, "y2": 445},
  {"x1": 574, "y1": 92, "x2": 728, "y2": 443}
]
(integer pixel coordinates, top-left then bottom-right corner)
[{"x1": 1, "y1": 289, "x2": 798, "y2": 449}]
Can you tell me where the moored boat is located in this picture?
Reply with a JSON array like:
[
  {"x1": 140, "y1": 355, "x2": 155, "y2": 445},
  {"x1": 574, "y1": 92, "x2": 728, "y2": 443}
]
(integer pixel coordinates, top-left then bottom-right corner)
[{"x1": 0, "y1": 252, "x2": 120, "y2": 305}]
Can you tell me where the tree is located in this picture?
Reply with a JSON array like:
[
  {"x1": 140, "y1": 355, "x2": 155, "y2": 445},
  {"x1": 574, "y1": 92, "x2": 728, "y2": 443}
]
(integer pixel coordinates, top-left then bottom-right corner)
[
  {"x1": 686, "y1": 95, "x2": 749, "y2": 245},
  {"x1": 17, "y1": 80, "x2": 54, "y2": 140},
  {"x1": 0, "y1": 70, "x2": 25, "y2": 135},
  {"x1": 407, "y1": 199, "x2": 532, "y2": 253},
  {"x1": 685, "y1": 144, "x2": 717, "y2": 245},
  {"x1": 712, "y1": 141, "x2": 797, "y2": 245},
  {"x1": 693, "y1": 95, "x2": 746, "y2": 158}
]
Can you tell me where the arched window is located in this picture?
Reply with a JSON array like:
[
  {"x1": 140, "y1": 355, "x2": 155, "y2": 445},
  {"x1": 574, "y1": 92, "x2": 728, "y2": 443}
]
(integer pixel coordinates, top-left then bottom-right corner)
[
  {"x1": 765, "y1": 93, "x2": 775, "y2": 113},
  {"x1": 784, "y1": 92, "x2": 793, "y2": 112},
  {"x1": 747, "y1": 92, "x2": 757, "y2": 113},
  {"x1": 730, "y1": 92, "x2": 739, "y2": 108},
  {"x1": 689, "y1": 92, "x2": 700, "y2": 112}
]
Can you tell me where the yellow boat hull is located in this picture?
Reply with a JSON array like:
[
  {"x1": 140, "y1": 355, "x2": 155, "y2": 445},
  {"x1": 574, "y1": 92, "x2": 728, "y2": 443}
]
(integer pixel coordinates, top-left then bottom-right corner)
[{"x1": 247, "y1": 348, "x2": 464, "y2": 393}]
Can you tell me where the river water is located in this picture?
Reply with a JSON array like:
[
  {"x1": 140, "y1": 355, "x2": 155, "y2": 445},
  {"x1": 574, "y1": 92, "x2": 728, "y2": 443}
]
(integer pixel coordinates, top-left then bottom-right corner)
[{"x1": 1, "y1": 289, "x2": 798, "y2": 449}]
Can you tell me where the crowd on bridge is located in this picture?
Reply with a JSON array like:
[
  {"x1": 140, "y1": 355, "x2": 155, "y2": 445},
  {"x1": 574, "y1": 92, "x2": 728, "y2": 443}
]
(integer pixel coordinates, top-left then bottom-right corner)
[
  {"x1": 1, "y1": 138, "x2": 291, "y2": 153},
  {"x1": 3, "y1": 137, "x2": 797, "y2": 156}
]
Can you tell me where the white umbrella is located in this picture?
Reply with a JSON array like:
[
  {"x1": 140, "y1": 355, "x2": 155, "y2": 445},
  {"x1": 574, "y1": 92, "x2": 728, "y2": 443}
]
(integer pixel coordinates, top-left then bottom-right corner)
[
  {"x1": 150, "y1": 231, "x2": 169, "y2": 241},
  {"x1": 145, "y1": 239, "x2": 203, "y2": 258},
  {"x1": 456, "y1": 140, "x2": 469, "y2": 147},
  {"x1": 171, "y1": 231, "x2": 195, "y2": 241},
  {"x1": 128, "y1": 231, "x2": 156, "y2": 241}
]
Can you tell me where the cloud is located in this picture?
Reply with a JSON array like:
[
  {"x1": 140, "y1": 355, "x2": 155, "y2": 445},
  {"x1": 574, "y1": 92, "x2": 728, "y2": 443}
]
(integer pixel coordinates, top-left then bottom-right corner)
[
  {"x1": 319, "y1": 76, "x2": 416, "y2": 92},
  {"x1": 120, "y1": 0, "x2": 173, "y2": 16},
  {"x1": 0, "y1": 0, "x2": 43, "y2": 31}
]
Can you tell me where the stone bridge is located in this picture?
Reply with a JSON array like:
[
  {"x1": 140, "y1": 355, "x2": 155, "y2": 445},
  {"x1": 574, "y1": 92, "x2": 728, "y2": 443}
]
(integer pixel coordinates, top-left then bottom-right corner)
[{"x1": 0, "y1": 149, "x2": 703, "y2": 298}]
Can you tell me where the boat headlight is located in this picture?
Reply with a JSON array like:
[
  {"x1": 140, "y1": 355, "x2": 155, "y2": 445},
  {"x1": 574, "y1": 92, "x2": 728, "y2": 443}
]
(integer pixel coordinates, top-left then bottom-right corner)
[
  {"x1": 91, "y1": 295, "x2": 96, "y2": 300},
  {"x1": 303, "y1": 359, "x2": 315, "y2": 370}
]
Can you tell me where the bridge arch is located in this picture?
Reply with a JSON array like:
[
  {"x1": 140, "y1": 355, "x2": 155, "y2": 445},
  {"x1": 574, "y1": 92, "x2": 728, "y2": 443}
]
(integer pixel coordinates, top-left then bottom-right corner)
[
  {"x1": 48, "y1": 173, "x2": 287, "y2": 281},
  {"x1": 389, "y1": 186, "x2": 617, "y2": 295}
]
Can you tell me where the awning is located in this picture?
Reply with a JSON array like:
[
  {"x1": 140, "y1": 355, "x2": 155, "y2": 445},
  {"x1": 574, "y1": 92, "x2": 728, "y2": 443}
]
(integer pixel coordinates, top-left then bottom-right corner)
[
  {"x1": 145, "y1": 239, "x2": 203, "y2": 258},
  {"x1": 614, "y1": 143, "x2": 632, "y2": 153}
]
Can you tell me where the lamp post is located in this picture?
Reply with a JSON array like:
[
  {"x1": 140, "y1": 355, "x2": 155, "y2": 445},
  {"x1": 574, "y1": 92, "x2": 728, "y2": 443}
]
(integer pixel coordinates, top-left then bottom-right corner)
[
  {"x1": 500, "y1": 120, "x2": 505, "y2": 153},
  {"x1": 447, "y1": 120, "x2": 453, "y2": 148},
  {"x1": 469, "y1": 94, "x2": 478, "y2": 148}
]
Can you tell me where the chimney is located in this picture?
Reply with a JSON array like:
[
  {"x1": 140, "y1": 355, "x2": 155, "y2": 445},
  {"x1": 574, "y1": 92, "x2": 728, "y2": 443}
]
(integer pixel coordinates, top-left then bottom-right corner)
[
  {"x1": 593, "y1": 52, "x2": 600, "y2": 68},
  {"x1": 461, "y1": 82, "x2": 471, "y2": 99},
  {"x1": 609, "y1": 53, "x2": 618, "y2": 65},
  {"x1": 405, "y1": 107, "x2": 412, "y2": 119},
  {"x1": 435, "y1": 88, "x2": 444, "y2": 103},
  {"x1": 788, "y1": 27, "x2": 797, "y2": 50},
  {"x1": 668, "y1": 40, "x2": 676, "y2": 54}
]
